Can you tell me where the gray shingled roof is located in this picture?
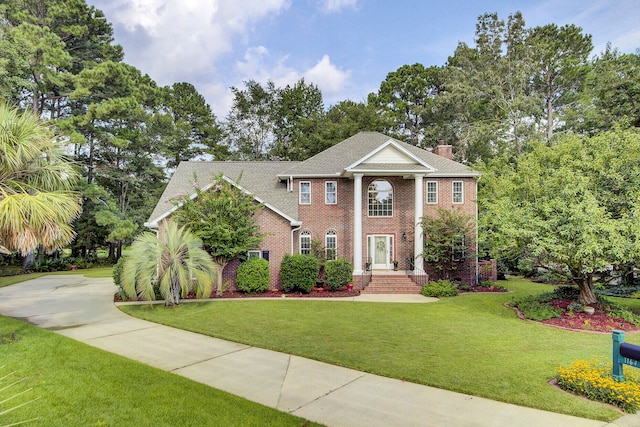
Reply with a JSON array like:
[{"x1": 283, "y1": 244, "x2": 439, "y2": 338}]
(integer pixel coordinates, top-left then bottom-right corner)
[
  {"x1": 146, "y1": 161, "x2": 300, "y2": 227},
  {"x1": 147, "y1": 132, "x2": 479, "y2": 227},
  {"x1": 277, "y1": 132, "x2": 479, "y2": 177}
]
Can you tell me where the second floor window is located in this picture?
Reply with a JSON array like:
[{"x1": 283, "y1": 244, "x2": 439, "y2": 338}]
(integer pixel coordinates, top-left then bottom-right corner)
[
  {"x1": 452, "y1": 181, "x2": 463, "y2": 204},
  {"x1": 325, "y1": 181, "x2": 337, "y2": 204},
  {"x1": 300, "y1": 181, "x2": 311, "y2": 204},
  {"x1": 426, "y1": 181, "x2": 438, "y2": 204},
  {"x1": 368, "y1": 179, "x2": 393, "y2": 217}
]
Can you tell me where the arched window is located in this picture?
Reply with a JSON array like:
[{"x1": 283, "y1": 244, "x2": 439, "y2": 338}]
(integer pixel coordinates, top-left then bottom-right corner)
[
  {"x1": 368, "y1": 179, "x2": 393, "y2": 217},
  {"x1": 325, "y1": 230, "x2": 337, "y2": 260},
  {"x1": 300, "y1": 230, "x2": 311, "y2": 255}
]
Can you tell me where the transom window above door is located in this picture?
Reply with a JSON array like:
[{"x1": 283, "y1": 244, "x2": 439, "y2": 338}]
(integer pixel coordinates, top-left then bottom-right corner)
[{"x1": 368, "y1": 179, "x2": 393, "y2": 217}]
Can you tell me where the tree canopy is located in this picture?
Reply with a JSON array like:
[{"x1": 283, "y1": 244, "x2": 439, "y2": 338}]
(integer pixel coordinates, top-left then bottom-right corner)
[{"x1": 478, "y1": 125, "x2": 640, "y2": 304}]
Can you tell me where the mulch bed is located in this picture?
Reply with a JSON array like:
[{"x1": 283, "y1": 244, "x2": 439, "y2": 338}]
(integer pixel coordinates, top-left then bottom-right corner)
[{"x1": 510, "y1": 299, "x2": 640, "y2": 333}]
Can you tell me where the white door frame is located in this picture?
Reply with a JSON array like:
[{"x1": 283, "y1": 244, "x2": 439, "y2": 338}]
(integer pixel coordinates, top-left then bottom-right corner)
[{"x1": 367, "y1": 235, "x2": 394, "y2": 270}]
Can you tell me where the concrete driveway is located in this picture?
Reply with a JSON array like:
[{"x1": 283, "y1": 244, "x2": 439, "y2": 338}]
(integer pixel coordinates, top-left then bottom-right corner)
[{"x1": 0, "y1": 275, "x2": 632, "y2": 427}]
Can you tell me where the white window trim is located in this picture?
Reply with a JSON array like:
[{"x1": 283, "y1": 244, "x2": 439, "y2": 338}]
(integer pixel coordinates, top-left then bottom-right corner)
[
  {"x1": 426, "y1": 181, "x2": 438, "y2": 204},
  {"x1": 299, "y1": 181, "x2": 311, "y2": 205},
  {"x1": 247, "y1": 250, "x2": 261, "y2": 259},
  {"x1": 452, "y1": 181, "x2": 464, "y2": 204},
  {"x1": 325, "y1": 230, "x2": 337, "y2": 260},
  {"x1": 300, "y1": 230, "x2": 311, "y2": 255},
  {"x1": 368, "y1": 179, "x2": 394, "y2": 217},
  {"x1": 325, "y1": 181, "x2": 337, "y2": 205}
]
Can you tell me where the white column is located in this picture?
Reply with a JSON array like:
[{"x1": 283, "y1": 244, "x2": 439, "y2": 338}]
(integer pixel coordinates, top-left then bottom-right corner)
[
  {"x1": 414, "y1": 174, "x2": 424, "y2": 273},
  {"x1": 353, "y1": 174, "x2": 363, "y2": 274}
]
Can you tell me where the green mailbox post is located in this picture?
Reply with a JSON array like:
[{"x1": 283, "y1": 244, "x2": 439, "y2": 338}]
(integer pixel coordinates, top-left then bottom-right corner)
[{"x1": 612, "y1": 330, "x2": 640, "y2": 382}]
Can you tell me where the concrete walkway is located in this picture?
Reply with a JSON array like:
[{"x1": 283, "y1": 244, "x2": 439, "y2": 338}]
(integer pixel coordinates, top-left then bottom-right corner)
[{"x1": 0, "y1": 275, "x2": 637, "y2": 427}]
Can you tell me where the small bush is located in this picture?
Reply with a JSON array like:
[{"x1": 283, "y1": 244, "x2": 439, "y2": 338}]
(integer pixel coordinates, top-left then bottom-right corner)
[
  {"x1": 513, "y1": 296, "x2": 561, "y2": 321},
  {"x1": 236, "y1": 258, "x2": 270, "y2": 293},
  {"x1": 324, "y1": 258, "x2": 353, "y2": 290},
  {"x1": 113, "y1": 257, "x2": 127, "y2": 301},
  {"x1": 458, "y1": 284, "x2": 472, "y2": 291},
  {"x1": 421, "y1": 280, "x2": 458, "y2": 298},
  {"x1": 556, "y1": 359, "x2": 640, "y2": 413},
  {"x1": 606, "y1": 306, "x2": 640, "y2": 326},
  {"x1": 280, "y1": 254, "x2": 320, "y2": 293}
]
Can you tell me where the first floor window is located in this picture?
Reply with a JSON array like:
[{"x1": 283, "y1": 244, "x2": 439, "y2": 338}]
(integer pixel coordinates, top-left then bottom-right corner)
[
  {"x1": 453, "y1": 235, "x2": 465, "y2": 261},
  {"x1": 247, "y1": 250, "x2": 261, "y2": 259},
  {"x1": 452, "y1": 181, "x2": 463, "y2": 204},
  {"x1": 300, "y1": 181, "x2": 311, "y2": 204},
  {"x1": 325, "y1": 230, "x2": 337, "y2": 260},
  {"x1": 300, "y1": 230, "x2": 311, "y2": 255}
]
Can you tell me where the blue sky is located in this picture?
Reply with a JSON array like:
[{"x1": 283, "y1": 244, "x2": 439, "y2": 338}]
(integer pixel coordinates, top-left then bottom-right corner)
[{"x1": 87, "y1": 0, "x2": 640, "y2": 118}]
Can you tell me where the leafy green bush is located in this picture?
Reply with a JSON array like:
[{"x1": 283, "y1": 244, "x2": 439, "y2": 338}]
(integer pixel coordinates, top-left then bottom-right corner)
[
  {"x1": 236, "y1": 258, "x2": 270, "y2": 293},
  {"x1": 513, "y1": 296, "x2": 562, "y2": 321},
  {"x1": 113, "y1": 257, "x2": 127, "y2": 301},
  {"x1": 421, "y1": 280, "x2": 458, "y2": 298},
  {"x1": 324, "y1": 258, "x2": 353, "y2": 290},
  {"x1": 280, "y1": 254, "x2": 319, "y2": 293},
  {"x1": 458, "y1": 284, "x2": 472, "y2": 291},
  {"x1": 606, "y1": 306, "x2": 640, "y2": 326}
]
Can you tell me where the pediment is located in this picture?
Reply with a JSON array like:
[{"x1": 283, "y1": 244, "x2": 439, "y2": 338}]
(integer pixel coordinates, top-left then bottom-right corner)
[{"x1": 345, "y1": 139, "x2": 436, "y2": 173}]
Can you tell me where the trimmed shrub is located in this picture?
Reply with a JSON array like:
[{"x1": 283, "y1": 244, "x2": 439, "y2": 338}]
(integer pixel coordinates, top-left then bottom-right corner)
[
  {"x1": 113, "y1": 257, "x2": 127, "y2": 301},
  {"x1": 325, "y1": 258, "x2": 353, "y2": 290},
  {"x1": 236, "y1": 258, "x2": 270, "y2": 293},
  {"x1": 421, "y1": 280, "x2": 458, "y2": 298},
  {"x1": 280, "y1": 254, "x2": 319, "y2": 293}
]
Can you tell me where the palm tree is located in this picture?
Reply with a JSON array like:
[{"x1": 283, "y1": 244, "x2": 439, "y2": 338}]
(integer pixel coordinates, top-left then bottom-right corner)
[
  {"x1": 121, "y1": 221, "x2": 217, "y2": 305},
  {"x1": 0, "y1": 103, "x2": 80, "y2": 255}
]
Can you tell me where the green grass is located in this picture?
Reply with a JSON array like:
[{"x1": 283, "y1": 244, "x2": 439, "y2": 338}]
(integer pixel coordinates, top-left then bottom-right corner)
[
  {"x1": 0, "y1": 316, "x2": 320, "y2": 427},
  {"x1": 120, "y1": 277, "x2": 639, "y2": 422},
  {"x1": 0, "y1": 266, "x2": 114, "y2": 288}
]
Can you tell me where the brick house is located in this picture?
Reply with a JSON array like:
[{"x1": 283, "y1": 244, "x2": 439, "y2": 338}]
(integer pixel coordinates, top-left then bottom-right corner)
[{"x1": 145, "y1": 132, "x2": 481, "y2": 291}]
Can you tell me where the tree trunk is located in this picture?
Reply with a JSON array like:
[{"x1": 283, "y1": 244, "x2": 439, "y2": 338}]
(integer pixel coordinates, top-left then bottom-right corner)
[
  {"x1": 575, "y1": 273, "x2": 597, "y2": 305},
  {"x1": 213, "y1": 258, "x2": 228, "y2": 296}
]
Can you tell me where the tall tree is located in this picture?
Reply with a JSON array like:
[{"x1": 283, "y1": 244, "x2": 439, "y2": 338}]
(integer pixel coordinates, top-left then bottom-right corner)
[
  {"x1": 0, "y1": 102, "x2": 80, "y2": 255},
  {"x1": 224, "y1": 80, "x2": 276, "y2": 160},
  {"x1": 155, "y1": 82, "x2": 225, "y2": 169},
  {"x1": 527, "y1": 23, "x2": 592, "y2": 141},
  {"x1": 270, "y1": 78, "x2": 324, "y2": 160},
  {"x1": 566, "y1": 46, "x2": 640, "y2": 134},
  {"x1": 0, "y1": 0, "x2": 122, "y2": 116},
  {"x1": 171, "y1": 174, "x2": 264, "y2": 295},
  {"x1": 478, "y1": 126, "x2": 640, "y2": 304},
  {"x1": 66, "y1": 60, "x2": 164, "y2": 258},
  {"x1": 368, "y1": 63, "x2": 445, "y2": 147}
]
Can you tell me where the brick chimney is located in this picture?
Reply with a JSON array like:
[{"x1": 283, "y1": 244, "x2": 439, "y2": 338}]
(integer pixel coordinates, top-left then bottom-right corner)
[{"x1": 433, "y1": 141, "x2": 453, "y2": 160}]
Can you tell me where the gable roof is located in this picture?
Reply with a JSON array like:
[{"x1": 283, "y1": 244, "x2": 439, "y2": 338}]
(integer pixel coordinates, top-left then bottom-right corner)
[
  {"x1": 277, "y1": 132, "x2": 479, "y2": 178},
  {"x1": 145, "y1": 161, "x2": 300, "y2": 228},
  {"x1": 146, "y1": 132, "x2": 480, "y2": 228}
]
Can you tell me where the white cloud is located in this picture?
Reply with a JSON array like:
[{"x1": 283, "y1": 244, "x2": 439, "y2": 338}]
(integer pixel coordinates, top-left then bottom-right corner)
[
  {"x1": 303, "y1": 54, "x2": 350, "y2": 96},
  {"x1": 235, "y1": 48, "x2": 350, "y2": 106},
  {"x1": 318, "y1": 0, "x2": 359, "y2": 13},
  {"x1": 97, "y1": 0, "x2": 291, "y2": 86}
]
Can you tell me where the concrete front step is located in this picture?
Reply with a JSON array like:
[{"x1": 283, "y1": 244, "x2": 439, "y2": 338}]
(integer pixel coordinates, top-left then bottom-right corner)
[
  {"x1": 362, "y1": 287, "x2": 422, "y2": 294},
  {"x1": 363, "y1": 274, "x2": 423, "y2": 294}
]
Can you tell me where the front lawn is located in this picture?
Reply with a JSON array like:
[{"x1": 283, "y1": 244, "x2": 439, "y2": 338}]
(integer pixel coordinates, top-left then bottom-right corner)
[
  {"x1": 120, "y1": 277, "x2": 638, "y2": 422},
  {"x1": 0, "y1": 315, "x2": 320, "y2": 427}
]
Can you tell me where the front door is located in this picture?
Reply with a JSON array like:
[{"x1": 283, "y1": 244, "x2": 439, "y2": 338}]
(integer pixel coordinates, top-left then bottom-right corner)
[{"x1": 368, "y1": 235, "x2": 394, "y2": 269}]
